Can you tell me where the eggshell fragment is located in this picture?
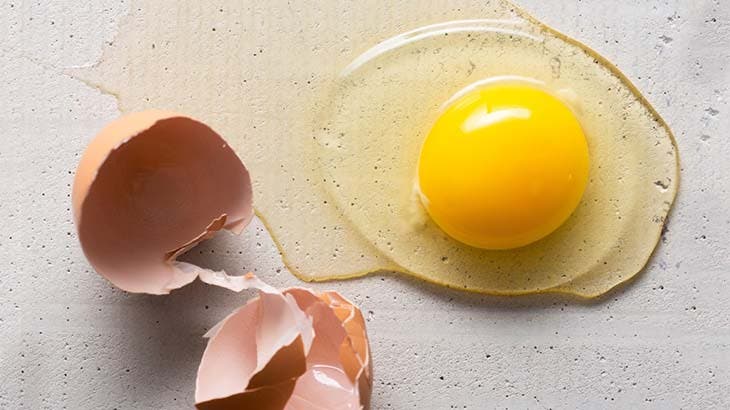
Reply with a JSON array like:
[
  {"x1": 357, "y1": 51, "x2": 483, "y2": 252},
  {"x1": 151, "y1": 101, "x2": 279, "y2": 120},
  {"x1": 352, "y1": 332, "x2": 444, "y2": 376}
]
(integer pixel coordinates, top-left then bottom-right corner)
[
  {"x1": 286, "y1": 290, "x2": 372, "y2": 410},
  {"x1": 195, "y1": 273, "x2": 372, "y2": 410},
  {"x1": 72, "y1": 111, "x2": 253, "y2": 294}
]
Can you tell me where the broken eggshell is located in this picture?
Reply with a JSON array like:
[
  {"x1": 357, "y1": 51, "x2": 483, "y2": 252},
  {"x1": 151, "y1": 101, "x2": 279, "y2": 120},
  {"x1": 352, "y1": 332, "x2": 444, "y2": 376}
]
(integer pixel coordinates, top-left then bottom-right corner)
[
  {"x1": 196, "y1": 273, "x2": 372, "y2": 410},
  {"x1": 72, "y1": 110, "x2": 253, "y2": 294}
]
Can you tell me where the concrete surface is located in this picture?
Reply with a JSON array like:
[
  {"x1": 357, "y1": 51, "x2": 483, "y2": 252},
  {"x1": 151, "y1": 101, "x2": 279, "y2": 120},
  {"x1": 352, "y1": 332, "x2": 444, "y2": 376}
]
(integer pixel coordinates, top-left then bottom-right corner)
[{"x1": 1, "y1": 0, "x2": 728, "y2": 409}]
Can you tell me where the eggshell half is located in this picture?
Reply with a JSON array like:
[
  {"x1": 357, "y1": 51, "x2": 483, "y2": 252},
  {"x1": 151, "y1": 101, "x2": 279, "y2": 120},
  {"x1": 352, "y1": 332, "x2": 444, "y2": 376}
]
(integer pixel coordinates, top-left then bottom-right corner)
[
  {"x1": 72, "y1": 110, "x2": 253, "y2": 294},
  {"x1": 195, "y1": 273, "x2": 372, "y2": 409}
]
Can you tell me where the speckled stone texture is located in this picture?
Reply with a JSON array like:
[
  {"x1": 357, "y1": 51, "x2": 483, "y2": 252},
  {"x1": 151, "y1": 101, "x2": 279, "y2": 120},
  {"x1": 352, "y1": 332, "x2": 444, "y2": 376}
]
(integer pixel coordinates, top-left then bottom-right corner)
[{"x1": 0, "y1": 1, "x2": 728, "y2": 409}]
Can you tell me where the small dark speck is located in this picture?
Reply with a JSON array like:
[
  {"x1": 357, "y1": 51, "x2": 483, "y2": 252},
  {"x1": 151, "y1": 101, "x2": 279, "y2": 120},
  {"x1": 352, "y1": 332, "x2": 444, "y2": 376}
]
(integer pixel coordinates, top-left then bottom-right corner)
[{"x1": 661, "y1": 223, "x2": 670, "y2": 238}]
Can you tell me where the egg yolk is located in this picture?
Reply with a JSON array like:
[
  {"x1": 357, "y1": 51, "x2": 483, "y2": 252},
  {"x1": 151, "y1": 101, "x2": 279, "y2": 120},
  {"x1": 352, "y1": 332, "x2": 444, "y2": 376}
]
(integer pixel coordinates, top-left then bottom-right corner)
[{"x1": 417, "y1": 83, "x2": 590, "y2": 250}]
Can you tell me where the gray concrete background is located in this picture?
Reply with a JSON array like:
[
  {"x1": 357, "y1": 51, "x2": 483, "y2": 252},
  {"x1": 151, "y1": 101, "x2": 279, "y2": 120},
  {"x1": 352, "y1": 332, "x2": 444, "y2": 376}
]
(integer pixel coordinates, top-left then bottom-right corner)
[{"x1": 1, "y1": 1, "x2": 728, "y2": 409}]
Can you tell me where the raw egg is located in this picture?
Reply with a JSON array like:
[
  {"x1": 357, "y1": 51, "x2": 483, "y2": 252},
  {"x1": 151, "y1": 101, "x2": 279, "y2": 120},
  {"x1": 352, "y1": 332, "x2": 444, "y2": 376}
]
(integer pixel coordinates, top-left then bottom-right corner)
[
  {"x1": 82, "y1": 1, "x2": 678, "y2": 297},
  {"x1": 310, "y1": 17, "x2": 678, "y2": 297}
]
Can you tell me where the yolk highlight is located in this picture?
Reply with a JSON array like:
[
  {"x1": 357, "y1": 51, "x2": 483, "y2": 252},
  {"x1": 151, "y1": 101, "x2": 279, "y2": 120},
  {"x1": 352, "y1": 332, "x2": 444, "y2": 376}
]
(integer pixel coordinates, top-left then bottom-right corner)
[{"x1": 417, "y1": 83, "x2": 590, "y2": 250}]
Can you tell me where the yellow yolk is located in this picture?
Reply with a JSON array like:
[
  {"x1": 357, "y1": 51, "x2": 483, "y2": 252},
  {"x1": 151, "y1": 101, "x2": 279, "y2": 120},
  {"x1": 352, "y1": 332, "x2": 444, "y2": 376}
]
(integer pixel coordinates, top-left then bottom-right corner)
[{"x1": 417, "y1": 83, "x2": 590, "y2": 250}]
